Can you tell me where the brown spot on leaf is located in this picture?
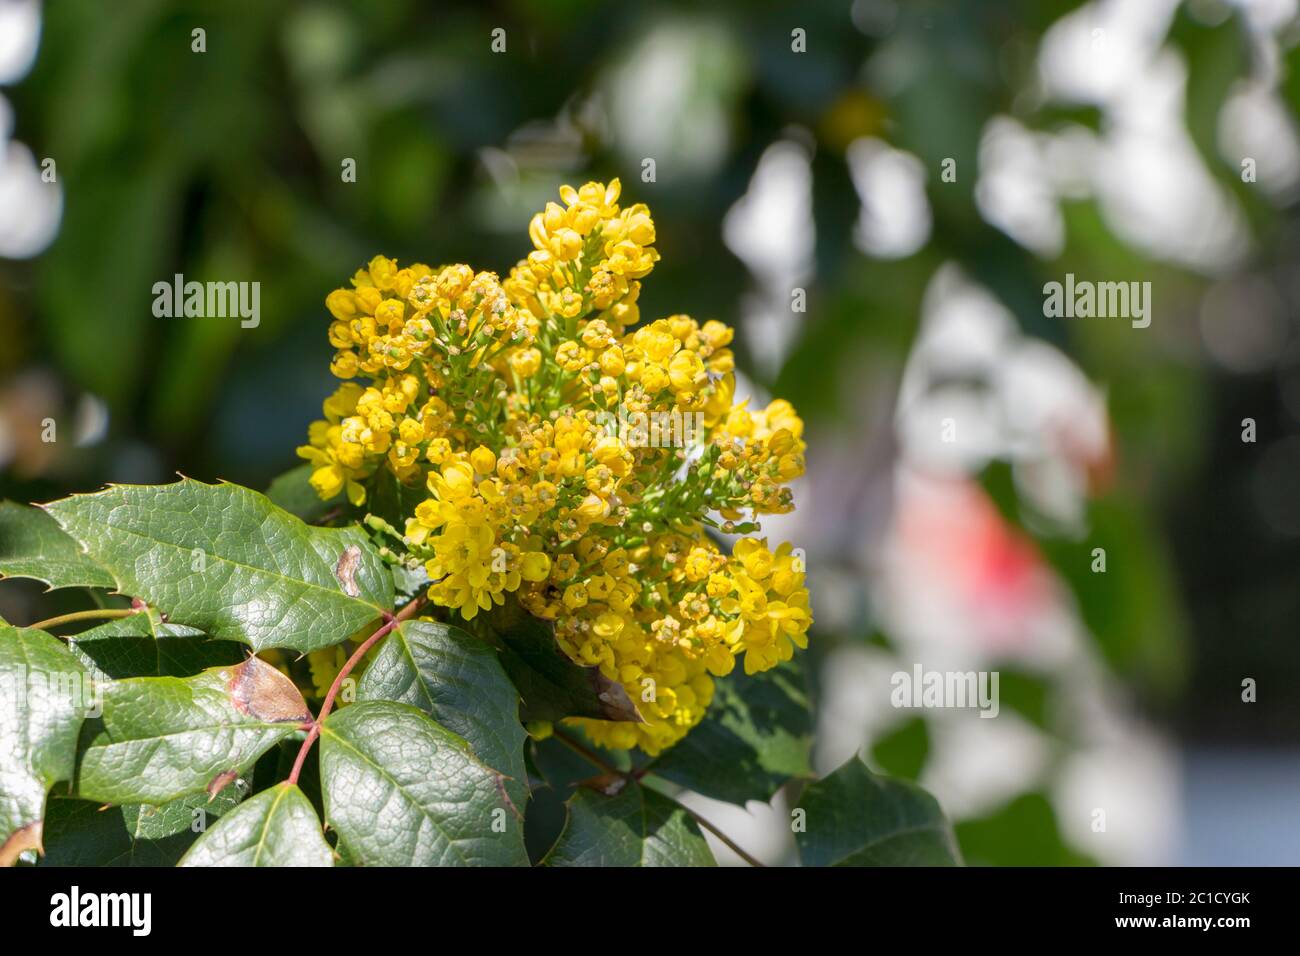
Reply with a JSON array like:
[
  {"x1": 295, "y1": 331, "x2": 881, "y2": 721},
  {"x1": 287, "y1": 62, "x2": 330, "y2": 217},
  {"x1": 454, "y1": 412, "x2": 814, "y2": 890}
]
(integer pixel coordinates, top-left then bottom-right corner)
[
  {"x1": 580, "y1": 773, "x2": 628, "y2": 797},
  {"x1": 207, "y1": 769, "x2": 240, "y2": 801},
  {"x1": 227, "y1": 655, "x2": 311, "y2": 723},
  {"x1": 590, "y1": 671, "x2": 644, "y2": 723},
  {"x1": 494, "y1": 774, "x2": 524, "y2": 821},
  {"x1": 335, "y1": 545, "x2": 362, "y2": 597},
  {"x1": 0, "y1": 821, "x2": 42, "y2": 867}
]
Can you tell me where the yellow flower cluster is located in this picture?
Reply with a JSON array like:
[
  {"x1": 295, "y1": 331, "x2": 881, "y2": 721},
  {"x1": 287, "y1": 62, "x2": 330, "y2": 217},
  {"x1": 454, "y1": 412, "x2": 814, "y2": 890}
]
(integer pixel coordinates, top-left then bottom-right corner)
[{"x1": 299, "y1": 179, "x2": 812, "y2": 754}]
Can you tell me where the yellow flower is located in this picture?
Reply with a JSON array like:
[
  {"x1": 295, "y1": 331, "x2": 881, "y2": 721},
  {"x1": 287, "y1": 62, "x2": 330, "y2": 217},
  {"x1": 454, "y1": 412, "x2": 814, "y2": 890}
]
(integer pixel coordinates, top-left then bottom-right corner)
[
  {"x1": 668, "y1": 349, "x2": 706, "y2": 393},
  {"x1": 555, "y1": 340, "x2": 586, "y2": 372},
  {"x1": 470, "y1": 445, "x2": 497, "y2": 476},
  {"x1": 520, "y1": 551, "x2": 551, "y2": 582},
  {"x1": 562, "y1": 583, "x2": 588, "y2": 610},
  {"x1": 428, "y1": 461, "x2": 476, "y2": 502},
  {"x1": 300, "y1": 181, "x2": 812, "y2": 755},
  {"x1": 575, "y1": 494, "x2": 610, "y2": 522},
  {"x1": 510, "y1": 347, "x2": 542, "y2": 377}
]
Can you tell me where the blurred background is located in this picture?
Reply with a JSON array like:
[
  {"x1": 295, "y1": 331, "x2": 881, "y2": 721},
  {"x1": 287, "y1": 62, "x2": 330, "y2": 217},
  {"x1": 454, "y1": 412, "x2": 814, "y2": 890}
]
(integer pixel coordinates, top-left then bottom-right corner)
[{"x1": 2, "y1": 0, "x2": 1299, "y2": 865}]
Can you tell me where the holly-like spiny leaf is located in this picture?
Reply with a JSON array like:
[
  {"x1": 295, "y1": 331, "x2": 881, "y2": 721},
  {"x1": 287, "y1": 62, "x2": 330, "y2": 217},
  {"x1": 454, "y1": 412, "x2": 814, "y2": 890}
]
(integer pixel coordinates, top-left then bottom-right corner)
[
  {"x1": 0, "y1": 626, "x2": 92, "y2": 865},
  {"x1": 480, "y1": 599, "x2": 640, "y2": 724},
  {"x1": 543, "y1": 780, "x2": 715, "y2": 867},
  {"x1": 39, "y1": 786, "x2": 244, "y2": 867},
  {"x1": 358, "y1": 619, "x2": 528, "y2": 806},
  {"x1": 793, "y1": 753, "x2": 961, "y2": 866},
  {"x1": 319, "y1": 700, "x2": 528, "y2": 867},
  {"x1": 43, "y1": 479, "x2": 395, "y2": 653},
  {"x1": 75, "y1": 655, "x2": 310, "y2": 806},
  {"x1": 179, "y1": 782, "x2": 333, "y2": 867},
  {"x1": 0, "y1": 501, "x2": 114, "y2": 590},
  {"x1": 265, "y1": 464, "x2": 342, "y2": 523},
  {"x1": 649, "y1": 657, "x2": 813, "y2": 806},
  {"x1": 66, "y1": 609, "x2": 244, "y2": 681}
]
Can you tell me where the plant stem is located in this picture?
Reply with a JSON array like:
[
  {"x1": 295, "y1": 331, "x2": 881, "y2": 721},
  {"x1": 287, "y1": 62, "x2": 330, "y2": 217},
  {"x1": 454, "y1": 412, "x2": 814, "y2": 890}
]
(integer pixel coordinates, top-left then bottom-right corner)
[
  {"x1": 286, "y1": 595, "x2": 426, "y2": 786},
  {"x1": 312, "y1": 507, "x2": 343, "y2": 526},
  {"x1": 671, "y1": 800, "x2": 767, "y2": 868},
  {"x1": 552, "y1": 728, "x2": 622, "y2": 777},
  {"x1": 553, "y1": 730, "x2": 766, "y2": 867},
  {"x1": 28, "y1": 608, "x2": 138, "y2": 631}
]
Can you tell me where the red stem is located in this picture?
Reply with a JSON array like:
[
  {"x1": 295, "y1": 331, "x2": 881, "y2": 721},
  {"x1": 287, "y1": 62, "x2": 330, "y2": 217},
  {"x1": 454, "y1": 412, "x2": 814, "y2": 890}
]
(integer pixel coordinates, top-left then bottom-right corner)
[{"x1": 286, "y1": 595, "x2": 426, "y2": 786}]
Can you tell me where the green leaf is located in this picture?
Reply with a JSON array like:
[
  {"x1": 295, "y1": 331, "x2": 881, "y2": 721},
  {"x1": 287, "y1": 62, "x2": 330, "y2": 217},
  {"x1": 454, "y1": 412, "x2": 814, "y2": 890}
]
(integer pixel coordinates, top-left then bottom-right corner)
[
  {"x1": 954, "y1": 792, "x2": 1095, "y2": 867},
  {"x1": 44, "y1": 479, "x2": 395, "y2": 653},
  {"x1": 358, "y1": 620, "x2": 527, "y2": 805},
  {"x1": 389, "y1": 562, "x2": 431, "y2": 602},
  {"x1": 544, "y1": 782, "x2": 715, "y2": 867},
  {"x1": 649, "y1": 658, "x2": 813, "y2": 805},
  {"x1": 0, "y1": 501, "x2": 114, "y2": 590},
  {"x1": 869, "y1": 717, "x2": 930, "y2": 781},
  {"x1": 67, "y1": 609, "x2": 244, "y2": 681},
  {"x1": 480, "y1": 599, "x2": 640, "y2": 723},
  {"x1": 75, "y1": 656, "x2": 310, "y2": 805},
  {"x1": 0, "y1": 625, "x2": 92, "y2": 865},
  {"x1": 529, "y1": 727, "x2": 630, "y2": 791},
  {"x1": 319, "y1": 700, "x2": 527, "y2": 866},
  {"x1": 522, "y1": 783, "x2": 569, "y2": 864},
  {"x1": 365, "y1": 468, "x2": 428, "y2": 532},
  {"x1": 265, "y1": 464, "x2": 341, "y2": 523},
  {"x1": 793, "y1": 753, "x2": 961, "y2": 866},
  {"x1": 180, "y1": 783, "x2": 333, "y2": 867},
  {"x1": 39, "y1": 786, "x2": 244, "y2": 867}
]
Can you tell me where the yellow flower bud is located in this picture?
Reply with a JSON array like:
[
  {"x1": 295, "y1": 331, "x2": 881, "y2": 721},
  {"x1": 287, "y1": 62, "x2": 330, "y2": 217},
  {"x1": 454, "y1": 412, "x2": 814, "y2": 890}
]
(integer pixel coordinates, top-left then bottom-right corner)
[
  {"x1": 701, "y1": 319, "x2": 734, "y2": 348},
  {"x1": 553, "y1": 554, "x2": 579, "y2": 581},
  {"x1": 563, "y1": 583, "x2": 589, "y2": 609},
  {"x1": 640, "y1": 365, "x2": 669, "y2": 393},
  {"x1": 330, "y1": 351, "x2": 359, "y2": 379},
  {"x1": 555, "y1": 341, "x2": 585, "y2": 372},
  {"x1": 668, "y1": 350, "x2": 706, "y2": 393},
  {"x1": 326, "y1": 289, "x2": 359, "y2": 319},
  {"x1": 425, "y1": 437, "x2": 452, "y2": 464},
  {"x1": 368, "y1": 255, "x2": 398, "y2": 289},
  {"x1": 706, "y1": 573, "x2": 734, "y2": 598},
  {"x1": 470, "y1": 445, "x2": 497, "y2": 476},
  {"x1": 576, "y1": 494, "x2": 610, "y2": 521},
  {"x1": 510, "y1": 347, "x2": 542, "y2": 378},
  {"x1": 309, "y1": 465, "x2": 345, "y2": 500},
  {"x1": 599, "y1": 346, "x2": 625, "y2": 377},
  {"x1": 520, "y1": 551, "x2": 551, "y2": 582}
]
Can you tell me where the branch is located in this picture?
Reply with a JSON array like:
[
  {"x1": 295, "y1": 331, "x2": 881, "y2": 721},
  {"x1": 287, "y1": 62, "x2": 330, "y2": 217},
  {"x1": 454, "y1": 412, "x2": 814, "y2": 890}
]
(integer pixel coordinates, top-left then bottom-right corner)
[
  {"x1": 28, "y1": 608, "x2": 138, "y2": 632},
  {"x1": 286, "y1": 595, "x2": 427, "y2": 786},
  {"x1": 552, "y1": 728, "x2": 624, "y2": 778},
  {"x1": 553, "y1": 730, "x2": 766, "y2": 867},
  {"x1": 669, "y1": 799, "x2": 767, "y2": 868}
]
